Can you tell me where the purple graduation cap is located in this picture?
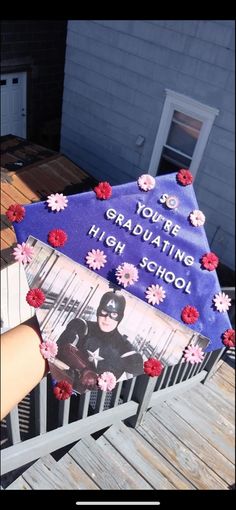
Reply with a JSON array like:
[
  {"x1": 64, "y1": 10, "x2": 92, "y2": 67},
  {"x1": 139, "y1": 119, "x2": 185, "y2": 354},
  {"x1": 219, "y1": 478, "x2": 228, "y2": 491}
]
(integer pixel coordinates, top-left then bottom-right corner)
[{"x1": 10, "y1": 171, "x2": 233, "y2": 396}]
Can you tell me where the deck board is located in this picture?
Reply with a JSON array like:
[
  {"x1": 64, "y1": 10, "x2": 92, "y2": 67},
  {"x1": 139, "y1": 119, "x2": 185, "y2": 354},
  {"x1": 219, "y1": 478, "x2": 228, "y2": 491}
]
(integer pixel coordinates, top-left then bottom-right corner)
[
  {"x1": 216, "y1": 361, "x2": 235, "y2": 387},
  {"x1": 69, "y1": 435, "x2": 155, "y2": 490},
  {"x1": 21, "y1": 454, "x2": 94, "y2": 490},
  {"x1": 137, "y1": 412, "x2": 228, "y2": 490},
  {"x1": 54, "y1": 453, "x2": 99, "y2": 490},
  {"x1": 166, "y1": 395, "x2": 234, "y2": 464},
  {"x1": 104, "y1": 421, "x2": 194, "y2": 490},
  {"x1": 206, "y1": 371, "x2": 235, "y2": 405},
  {"x1": 150, "y1": 403, "x2": 234, "y2": 486},
  {"x1": 1, "y1": 135, "x2": 97, "y2": 267},
  {"x1": 95, "y1": 435, "x2": 153, "y2": 490}
]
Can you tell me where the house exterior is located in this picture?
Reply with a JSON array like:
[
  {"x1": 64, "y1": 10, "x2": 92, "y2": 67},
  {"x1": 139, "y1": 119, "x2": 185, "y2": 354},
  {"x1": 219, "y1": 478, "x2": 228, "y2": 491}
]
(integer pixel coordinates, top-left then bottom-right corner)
[
  {"x1": 60, "y1": 20, "x2": 235, "y2": 273},
  {"x1": 1, "y1": 20, "x2": 67, "y2": 150}
]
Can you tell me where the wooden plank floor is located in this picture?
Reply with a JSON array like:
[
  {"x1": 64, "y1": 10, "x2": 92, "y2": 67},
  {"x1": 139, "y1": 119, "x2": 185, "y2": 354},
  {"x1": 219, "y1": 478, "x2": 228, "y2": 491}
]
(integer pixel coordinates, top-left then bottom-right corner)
[
  {"x1": 1, "y1": 134, "x2": 97, "y2": 269},
  {"x1": 5, "y1": 357, "x2": 235, "y2": 490}
]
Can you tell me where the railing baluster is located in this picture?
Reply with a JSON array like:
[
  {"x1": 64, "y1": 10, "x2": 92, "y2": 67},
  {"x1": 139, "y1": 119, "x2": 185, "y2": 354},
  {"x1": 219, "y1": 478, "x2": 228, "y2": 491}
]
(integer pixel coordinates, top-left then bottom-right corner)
[
  {"x1": 110, "y1": 381, "x2": 123, "y2": 408},
  {"x1": 171, "y1": 360, "x2": 184, "y2": 386},
  {"x1": 6, "y1": 406, "x2": 21, "y2": 445},
  {"x1": 77, "y1": 391, "x2": 91, "y2": 419},
  {"x1": 164, "y1": 364, "x2": 175, "y2": 387},
  {"x1": 34, "y1": 377, "x2": 47, "y2": 435},
  {"x1": 95, "y1": 390, "x2": 107, "y2": 413},
  {"x1": 121, "y1": 377, "x2": 136, "y2": 402},
  {"x1": 154, "y1": 365, "x2": 167, "y2": 390},
  {"x1": 58, "y1": 399, "x2": 71, "y2": 426}
]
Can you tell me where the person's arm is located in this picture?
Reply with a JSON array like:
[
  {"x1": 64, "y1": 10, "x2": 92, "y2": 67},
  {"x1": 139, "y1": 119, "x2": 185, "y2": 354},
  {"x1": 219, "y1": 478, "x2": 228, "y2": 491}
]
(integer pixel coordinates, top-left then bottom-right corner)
[{"x1": 1, "y1": 317, "x2": 48, "y2": 421}]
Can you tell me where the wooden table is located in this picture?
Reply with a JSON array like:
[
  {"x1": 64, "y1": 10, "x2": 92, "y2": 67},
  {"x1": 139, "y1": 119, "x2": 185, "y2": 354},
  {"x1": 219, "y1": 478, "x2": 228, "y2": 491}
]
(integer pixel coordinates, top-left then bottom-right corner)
[{"x1": 1, "y1": 135, "x2": 97, "y2": 269}]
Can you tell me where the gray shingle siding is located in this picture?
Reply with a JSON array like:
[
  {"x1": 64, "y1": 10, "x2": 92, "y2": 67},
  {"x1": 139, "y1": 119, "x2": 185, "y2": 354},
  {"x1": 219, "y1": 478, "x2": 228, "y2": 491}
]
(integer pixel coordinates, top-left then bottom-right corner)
[{"x1": 61, "y1": 20, "x2": 235, "y2": 270}]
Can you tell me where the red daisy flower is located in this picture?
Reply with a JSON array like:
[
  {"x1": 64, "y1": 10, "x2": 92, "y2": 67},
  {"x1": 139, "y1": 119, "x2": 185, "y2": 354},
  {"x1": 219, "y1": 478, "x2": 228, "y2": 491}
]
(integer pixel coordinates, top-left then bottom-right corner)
[
  {"x1": 53, "y1": 380, "x2": 73, "y2": 400},
  {"x1": 94, "y1": 181, "x2": 112, "y2": 200},
  {"x1": 143, "y1": 358, "x2": 164, "y2": 377},
  {"x1": 200, "y1": 252, "x2": 219, "y2": 271},
  {"x1": 48, "y1": 229, "x2": 67, "y2": 247},
  {"x1": 222, "y1": 329, "x2": 235, "y2": 348},
  {"x1": 26, "y1": 288, "x2": 45, "y2": 308},
  {"x1": 181, "y1": 305, "x2": 199, "y2": 324},
  {"x1": 6, "y1": 204, "x2": 25, "y2": 223},
  {"x1": 176, "y1": 169, "x2": 193, "y2": 186}
]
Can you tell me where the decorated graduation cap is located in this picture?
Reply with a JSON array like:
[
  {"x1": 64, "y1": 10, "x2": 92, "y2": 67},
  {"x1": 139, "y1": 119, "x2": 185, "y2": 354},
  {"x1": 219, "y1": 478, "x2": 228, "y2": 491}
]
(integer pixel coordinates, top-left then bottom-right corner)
[{"x1": 8, "y1": 170, "x2": 234, "y2": 398}]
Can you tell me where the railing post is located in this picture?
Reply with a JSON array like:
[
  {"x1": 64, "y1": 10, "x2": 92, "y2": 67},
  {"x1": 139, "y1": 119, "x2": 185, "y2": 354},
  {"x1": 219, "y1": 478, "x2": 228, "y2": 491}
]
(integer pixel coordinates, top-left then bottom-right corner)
[
  {"x1": 202, "y1": 348, "x2": 225, "y2": 383},
  {"x1": 126, "y1": 374, "x2": 157, "y2": 428}
]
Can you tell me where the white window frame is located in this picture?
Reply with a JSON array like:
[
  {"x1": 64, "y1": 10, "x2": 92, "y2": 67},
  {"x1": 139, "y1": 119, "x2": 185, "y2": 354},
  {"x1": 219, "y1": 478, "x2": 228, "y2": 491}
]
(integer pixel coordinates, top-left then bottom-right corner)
[{"x1": 148, "y1": 89, "x2": 219, "y2": 178}]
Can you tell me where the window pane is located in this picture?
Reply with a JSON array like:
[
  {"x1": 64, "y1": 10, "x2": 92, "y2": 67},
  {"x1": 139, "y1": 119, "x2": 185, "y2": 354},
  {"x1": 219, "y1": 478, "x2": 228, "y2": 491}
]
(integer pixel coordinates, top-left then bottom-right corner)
[
  {"x1": 157, "y1": 147, "x2": 191, "y2": 176},
  {"x1": 173, "y1": 111, "x2": 202, "y2": 130},
  {"x1": 166, "y1": 110, "x2": 203, "y2": 157}
]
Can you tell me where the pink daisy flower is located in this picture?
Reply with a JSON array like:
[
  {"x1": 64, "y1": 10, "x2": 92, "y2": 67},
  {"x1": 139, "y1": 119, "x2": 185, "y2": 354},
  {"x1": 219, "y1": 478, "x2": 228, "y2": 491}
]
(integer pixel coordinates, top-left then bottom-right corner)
[
  {"x1": 46, "y1": 193, "x2": 68, "y2": 212},
  {"x1": 145, "y1": 284, "x2": 166, "y2": 305},
  {"x1": 138, "y1": 174, "x2": 156, "y2": 191},
  {"x1": 183, "y1": 344, "x2": 205, "y2": 364},
  {"x1": 39, "y1": 340, "x2": 58, "y2": 360},
  {"x1": 189, "y1": 210, "x2": 205, "y2": 227},
  {"x1": 26, "y1": 288, "x2": 45, "y2": 308},
  {"x1": 115, "y1": 262, "x2": 139, "y2": 288},
  {"x1": 213, "y1": 292, "x2": 231, "y2": 312},
  {"x1": 200, "y1": 252, "x2": 219, "y2": 271},
  {"x1": 85, "y1": 249, "x2": 107, "y2": 270},
  {"x1": 97, "y1": 371, "x2": 117, "y2": 391},
  {"x1": 13, "y1": 242, "x2": 34, "y2": 265}
]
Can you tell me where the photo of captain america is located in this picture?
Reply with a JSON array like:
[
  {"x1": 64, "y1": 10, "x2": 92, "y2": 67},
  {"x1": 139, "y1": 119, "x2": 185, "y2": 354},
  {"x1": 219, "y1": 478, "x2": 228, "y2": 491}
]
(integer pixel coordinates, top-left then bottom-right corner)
[{"x1": 56, "y1": 291, "x2": 144, "y2": 393}]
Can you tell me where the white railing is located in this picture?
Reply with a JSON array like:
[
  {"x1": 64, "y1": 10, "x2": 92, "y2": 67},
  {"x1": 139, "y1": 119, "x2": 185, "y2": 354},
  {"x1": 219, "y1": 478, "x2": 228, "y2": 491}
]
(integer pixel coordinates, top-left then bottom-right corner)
[
  {"x1": 1, "y1": 270, "x2": 235, "y2": 476},
  {"x1": 1, "y1": 346, "x2": 226, "y2": 476}
]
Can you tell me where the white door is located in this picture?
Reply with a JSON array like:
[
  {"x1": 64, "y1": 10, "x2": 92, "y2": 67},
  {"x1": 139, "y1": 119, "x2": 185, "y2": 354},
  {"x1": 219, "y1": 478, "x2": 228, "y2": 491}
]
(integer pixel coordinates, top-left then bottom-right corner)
[{"x1": 0, "y1": 71, "x2": 27, "y2": 138}]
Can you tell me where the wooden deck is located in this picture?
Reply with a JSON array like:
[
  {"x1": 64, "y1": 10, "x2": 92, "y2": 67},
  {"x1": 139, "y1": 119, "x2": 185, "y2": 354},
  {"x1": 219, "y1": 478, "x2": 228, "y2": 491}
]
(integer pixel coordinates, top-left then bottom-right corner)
[
  {"x1": 0, "y1": 134, "x2": 97, "y2": 269},
  {"x1": 4, "y1": 356, "x2": 235, "y2": 490}
]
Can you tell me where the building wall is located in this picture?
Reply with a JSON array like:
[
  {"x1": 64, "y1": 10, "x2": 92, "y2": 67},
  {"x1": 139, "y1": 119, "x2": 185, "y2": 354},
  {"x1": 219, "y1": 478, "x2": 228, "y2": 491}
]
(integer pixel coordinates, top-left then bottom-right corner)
[
  {"x1": 1, "y1": 20, "x2": 67, "y2": 150},
  {"x1": 61, "y1": 20, "x2": 235, "y2": 270}
]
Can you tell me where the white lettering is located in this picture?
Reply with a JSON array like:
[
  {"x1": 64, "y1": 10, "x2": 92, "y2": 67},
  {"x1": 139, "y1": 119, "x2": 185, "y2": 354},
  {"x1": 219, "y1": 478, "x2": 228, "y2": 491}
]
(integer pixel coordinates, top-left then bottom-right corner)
[
  {"x1": 122, "y1": 219, "x2": 132, "y2": 231},
  {"x1": 159, "y1": 193, "x2": 168, "y2": 203},
  {"x1": 115, "y1": 241, "x2": 126, "y2": 254},
  {"x1": 115, "y1": 213, "x2": 125, "y2": 226},
  {"x1": 88, "y1": 225, "x2": 100, "y2": 237},
  {"x1": 151, "y1": 235, "x2": 161, "y2": 247},
  {"x1": 132, "y1": 224, "x2": 143, "y2": 236},
  {"x1": 183, "y1": 255, "x2": 194, "y2": 266},
  {"x1": 164, "y1": 271, "x2": 175, "y2": 283},
  {"x1": 139, "y1": 257, "x2": 148, "y2": 268},
  {"x1": 105, "y1": 208, "x2": 116, "y2": 220},
  {"x1": 163, "y1": 220, "x2": 173, "y2": 233},
  {"x1": 171, "y1": 224, "x2": 181, "y2": 236}
]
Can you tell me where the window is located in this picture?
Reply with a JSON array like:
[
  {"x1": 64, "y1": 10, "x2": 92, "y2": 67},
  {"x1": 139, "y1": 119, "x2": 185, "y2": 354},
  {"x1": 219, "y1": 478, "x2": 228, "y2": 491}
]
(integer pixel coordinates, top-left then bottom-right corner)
[{"x1": 148, "y1": 90, "x2": 219, "y2": 178}]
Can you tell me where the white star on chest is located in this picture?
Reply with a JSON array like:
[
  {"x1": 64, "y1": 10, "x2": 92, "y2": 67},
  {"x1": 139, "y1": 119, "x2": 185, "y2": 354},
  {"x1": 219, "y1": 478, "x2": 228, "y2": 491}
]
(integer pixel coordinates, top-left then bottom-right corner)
[{"x1": 87, "y1": 348, "x2": 104, "y2": 368}]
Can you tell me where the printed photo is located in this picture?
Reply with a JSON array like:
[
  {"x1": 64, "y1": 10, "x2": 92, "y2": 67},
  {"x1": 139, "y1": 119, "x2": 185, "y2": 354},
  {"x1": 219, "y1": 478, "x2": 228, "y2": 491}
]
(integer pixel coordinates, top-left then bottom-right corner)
[{"x1": 25, "y1": 237, "x2": 210, "y2": 394}]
